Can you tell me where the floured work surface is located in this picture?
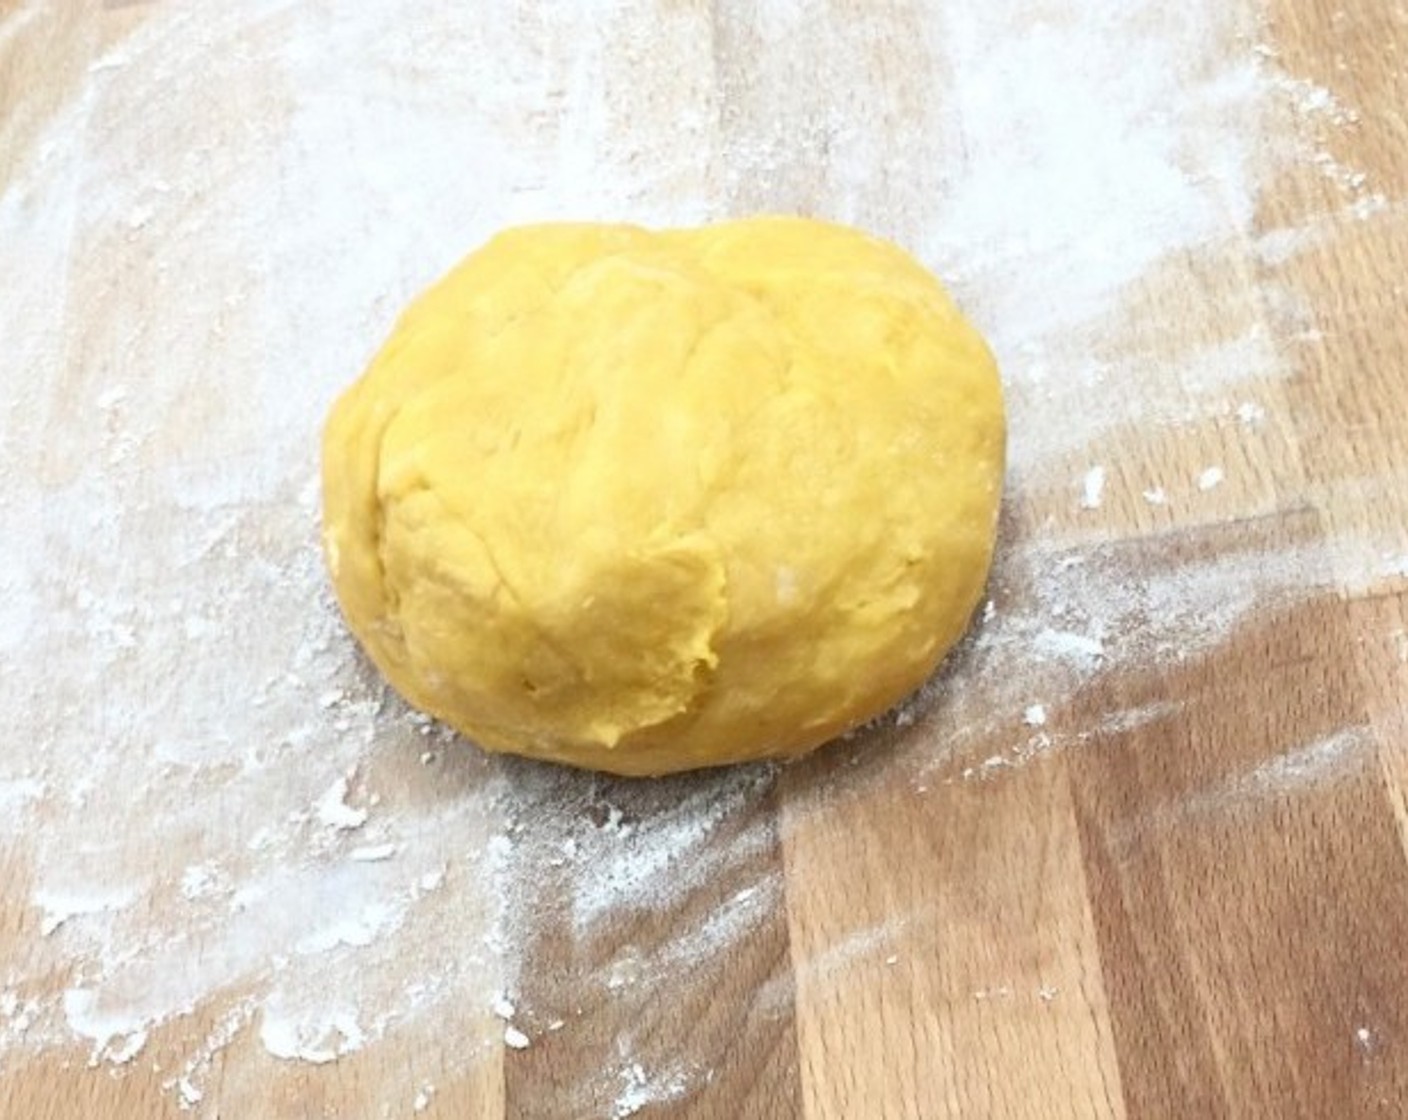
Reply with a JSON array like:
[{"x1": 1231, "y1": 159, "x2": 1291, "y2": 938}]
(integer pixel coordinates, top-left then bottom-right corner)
[{"x1": 2, "y1": 2, "x2": 1407, "y2": 1117}]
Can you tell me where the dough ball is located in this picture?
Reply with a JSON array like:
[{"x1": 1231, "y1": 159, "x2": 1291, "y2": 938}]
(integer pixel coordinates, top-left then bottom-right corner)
[{"x1": 321, "y1": 218, "x2": 1004, "y2": 776}]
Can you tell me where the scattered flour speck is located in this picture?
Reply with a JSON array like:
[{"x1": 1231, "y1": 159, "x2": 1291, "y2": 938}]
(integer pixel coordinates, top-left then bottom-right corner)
[
  {"x1": 1198, "y1": 466, "x2": 1227, "y2": 491},
  {"x1": 1079, "y1": 466, "x2": 1106, "y2": 510}
]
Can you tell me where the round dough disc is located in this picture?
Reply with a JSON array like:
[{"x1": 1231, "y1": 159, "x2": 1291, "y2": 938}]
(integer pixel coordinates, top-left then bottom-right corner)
[{"x1": 321, "y1": 218, "x2": 1004, "y2": 776}]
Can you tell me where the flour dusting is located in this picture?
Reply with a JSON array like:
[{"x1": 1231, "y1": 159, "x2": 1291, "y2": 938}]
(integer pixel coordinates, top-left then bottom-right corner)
[{"x1": 0, "y1": 0, "x2": 1398, "y2": 1113}]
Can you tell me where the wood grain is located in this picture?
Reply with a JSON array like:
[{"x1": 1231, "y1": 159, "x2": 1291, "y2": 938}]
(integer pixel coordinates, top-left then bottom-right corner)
[
  {"x1": 4, "y1": 0, "x2": 1408, "y2": 1117},
  {"x1": 498, "y1": 763, "x2": 801, "y2": 1118},
  {"x1": 783, "y1": 745, "x2": 1125, "y2": 1119},
  {"x1": 1068, "y1": 515, "x2": 1408, "y2": 1117}
]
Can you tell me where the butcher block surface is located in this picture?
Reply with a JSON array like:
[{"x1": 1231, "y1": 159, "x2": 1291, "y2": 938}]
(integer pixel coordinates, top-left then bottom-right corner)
[{"x1": 3, "y1": 1, "x2": 1408, "y2": 1117}]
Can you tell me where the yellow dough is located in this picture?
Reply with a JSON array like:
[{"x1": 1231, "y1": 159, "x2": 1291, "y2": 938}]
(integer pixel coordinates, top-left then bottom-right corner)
[{"x1": 321, "y1": 218, "x2": 1004, "y2": 776}]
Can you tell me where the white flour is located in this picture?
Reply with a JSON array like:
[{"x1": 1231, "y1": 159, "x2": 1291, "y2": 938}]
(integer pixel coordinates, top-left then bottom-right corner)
[
  {"x1": 0, "y1": 0, "x2": 1401, "y2": 1114},
  {"x1": 1109, "y1": 726, "x2": 1375, "y2": 856}
]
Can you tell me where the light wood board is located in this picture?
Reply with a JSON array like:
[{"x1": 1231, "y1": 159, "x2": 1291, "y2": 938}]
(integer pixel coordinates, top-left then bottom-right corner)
[{"x1": 3, "y1": 1, "x2": 1407, "y2": 1117}]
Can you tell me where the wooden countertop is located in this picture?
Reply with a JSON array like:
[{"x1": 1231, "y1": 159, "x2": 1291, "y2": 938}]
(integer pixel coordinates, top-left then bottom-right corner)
[{"x1": 3, "y1": 1, "x2": 1407, "y2": 1117}]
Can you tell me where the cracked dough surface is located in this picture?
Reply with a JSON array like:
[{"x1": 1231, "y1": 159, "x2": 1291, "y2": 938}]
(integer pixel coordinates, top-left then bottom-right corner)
[{"x1": 321, "y1": 217, "x2": 1004, "y2": 775}]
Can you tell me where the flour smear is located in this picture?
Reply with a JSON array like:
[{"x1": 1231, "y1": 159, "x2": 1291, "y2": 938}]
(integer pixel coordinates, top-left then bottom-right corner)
[{"x1": 0, "y1": 0, "x2": 1398, "y2": 1114}]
